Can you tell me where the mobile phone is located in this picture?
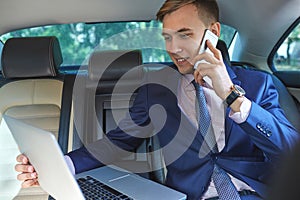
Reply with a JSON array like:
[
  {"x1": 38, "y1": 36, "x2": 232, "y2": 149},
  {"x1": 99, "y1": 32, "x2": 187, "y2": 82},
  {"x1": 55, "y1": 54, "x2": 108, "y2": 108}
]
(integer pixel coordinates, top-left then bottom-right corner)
[
  {"x1": 194, "y1": 29, "x2": 218, "y2": 67},
  {"x1": 194, "y1": 29, "x2": 218, "y2": 87}
]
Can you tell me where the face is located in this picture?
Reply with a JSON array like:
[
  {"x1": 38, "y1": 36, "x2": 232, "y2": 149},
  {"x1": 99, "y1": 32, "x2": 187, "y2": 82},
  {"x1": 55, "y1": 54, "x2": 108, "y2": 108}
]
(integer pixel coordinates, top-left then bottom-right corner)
[{"x1": 162, "y1": 4, "x2": 217, "y2": 74}]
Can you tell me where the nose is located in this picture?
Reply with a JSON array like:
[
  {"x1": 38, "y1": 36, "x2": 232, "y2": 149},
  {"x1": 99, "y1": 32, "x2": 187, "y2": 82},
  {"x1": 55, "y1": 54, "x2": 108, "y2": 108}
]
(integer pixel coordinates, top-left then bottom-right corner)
[{"x1": 166, "y1": 39, "x2": 183, "y2": 54}]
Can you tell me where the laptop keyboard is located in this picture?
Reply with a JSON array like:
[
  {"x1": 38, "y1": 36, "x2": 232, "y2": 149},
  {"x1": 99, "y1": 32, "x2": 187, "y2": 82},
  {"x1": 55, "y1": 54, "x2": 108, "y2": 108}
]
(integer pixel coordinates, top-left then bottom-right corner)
[{"x1": 77, "y1": 175, "x2": 134, "y2": 200}]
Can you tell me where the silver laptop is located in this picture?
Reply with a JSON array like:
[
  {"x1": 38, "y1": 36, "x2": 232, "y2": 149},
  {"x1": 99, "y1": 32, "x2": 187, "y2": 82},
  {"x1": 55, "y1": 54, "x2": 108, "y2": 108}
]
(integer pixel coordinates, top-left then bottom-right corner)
[{"x1": 3, "y1": 115, "x2": 186, "y2": 200}]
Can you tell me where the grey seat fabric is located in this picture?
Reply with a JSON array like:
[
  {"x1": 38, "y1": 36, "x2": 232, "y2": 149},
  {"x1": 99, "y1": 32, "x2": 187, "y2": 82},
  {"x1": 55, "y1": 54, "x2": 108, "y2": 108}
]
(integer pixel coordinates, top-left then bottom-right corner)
[
  {"x1": 270, "y1": 75, "x2": 300, "y2": 132},
  {"x1": 0, "y1": 36, "x2": 63, "y2": 200}
]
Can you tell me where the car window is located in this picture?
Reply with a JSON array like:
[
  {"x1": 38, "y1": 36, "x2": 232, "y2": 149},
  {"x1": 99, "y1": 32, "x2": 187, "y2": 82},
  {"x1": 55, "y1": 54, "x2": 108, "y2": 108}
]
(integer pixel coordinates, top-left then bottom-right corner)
[
  {"x1": 273, "y1": 23, "x2": 300, "y2": 71},
  {"x1": 0, "y1": 21, "x2": 235, "y2": 67}
]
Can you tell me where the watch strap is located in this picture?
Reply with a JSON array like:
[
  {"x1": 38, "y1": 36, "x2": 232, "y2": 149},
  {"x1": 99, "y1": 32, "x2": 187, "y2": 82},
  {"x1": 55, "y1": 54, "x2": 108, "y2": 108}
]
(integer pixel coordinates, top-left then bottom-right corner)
[
  {"x1": 225, "y1": 90, "x2": 239, "y2": 106},
  {"x1": 225, "y1": 85, "x2": 245, "y2": 106}
]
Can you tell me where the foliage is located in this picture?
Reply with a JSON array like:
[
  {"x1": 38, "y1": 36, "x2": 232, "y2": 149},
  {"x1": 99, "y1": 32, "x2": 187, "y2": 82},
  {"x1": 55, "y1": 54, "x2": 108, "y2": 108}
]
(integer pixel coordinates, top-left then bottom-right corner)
[
  {"x1": 275, "y1": 23, "x2": 300, "y2": 70},
  {"x1": 0, "y1": 21, "x2": 236, "y2": 66}
]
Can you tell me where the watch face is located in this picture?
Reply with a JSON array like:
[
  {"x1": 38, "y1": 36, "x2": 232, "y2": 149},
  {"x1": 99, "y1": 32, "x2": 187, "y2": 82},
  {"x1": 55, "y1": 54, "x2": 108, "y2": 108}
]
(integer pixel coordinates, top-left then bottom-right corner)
[
  {"x1": 234, "y1": 85, "x2": 245, "y2": 96},
  {"x1": 226, "y1": 84, "x2": 245, "y2": 106}
]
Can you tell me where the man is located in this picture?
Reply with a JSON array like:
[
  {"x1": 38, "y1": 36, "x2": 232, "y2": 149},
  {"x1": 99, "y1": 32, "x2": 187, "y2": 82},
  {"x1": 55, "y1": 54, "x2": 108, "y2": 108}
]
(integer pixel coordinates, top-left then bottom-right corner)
[{"x1": 15, "y1": 0, "x2": 299, "y2": 199}]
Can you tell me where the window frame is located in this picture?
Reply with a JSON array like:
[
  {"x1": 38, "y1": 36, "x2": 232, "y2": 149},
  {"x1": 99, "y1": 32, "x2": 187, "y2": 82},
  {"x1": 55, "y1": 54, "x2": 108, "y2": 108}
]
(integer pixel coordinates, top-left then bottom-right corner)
[{"x1": 268, "y1": 17, "x2": 300, "y2": 72}]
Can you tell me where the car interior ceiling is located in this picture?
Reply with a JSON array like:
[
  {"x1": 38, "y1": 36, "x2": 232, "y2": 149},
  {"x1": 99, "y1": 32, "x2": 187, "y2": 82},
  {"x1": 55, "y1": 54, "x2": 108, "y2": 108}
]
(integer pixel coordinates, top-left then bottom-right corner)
[{"x1": 0, "y1": 1, "x2": 299, "y2": 199}]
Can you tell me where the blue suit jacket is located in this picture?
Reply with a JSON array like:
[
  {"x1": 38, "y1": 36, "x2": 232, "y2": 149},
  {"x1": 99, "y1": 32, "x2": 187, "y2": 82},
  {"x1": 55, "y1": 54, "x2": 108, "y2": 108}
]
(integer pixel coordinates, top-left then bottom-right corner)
[{"x1": 68, "y1": 64, "x2": 299, "y2": 200}]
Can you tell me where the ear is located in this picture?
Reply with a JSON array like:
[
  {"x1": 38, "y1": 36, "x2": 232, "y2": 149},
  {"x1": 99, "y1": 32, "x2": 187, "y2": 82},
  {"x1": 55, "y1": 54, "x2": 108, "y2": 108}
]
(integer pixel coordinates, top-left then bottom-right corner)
[{"x1": 210, "y1": 22, "x2": 221, "y2": 37}]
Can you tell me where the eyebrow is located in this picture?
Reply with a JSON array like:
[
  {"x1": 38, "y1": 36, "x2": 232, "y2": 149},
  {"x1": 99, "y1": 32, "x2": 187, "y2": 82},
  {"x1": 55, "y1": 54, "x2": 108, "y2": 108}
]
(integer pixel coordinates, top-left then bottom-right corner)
[
  {"x1": 177, "y1": 28, "x2": 192, "y2": 33},
  {"x1": 162, "y1": 27, "x2": 193, "y2": 36}
]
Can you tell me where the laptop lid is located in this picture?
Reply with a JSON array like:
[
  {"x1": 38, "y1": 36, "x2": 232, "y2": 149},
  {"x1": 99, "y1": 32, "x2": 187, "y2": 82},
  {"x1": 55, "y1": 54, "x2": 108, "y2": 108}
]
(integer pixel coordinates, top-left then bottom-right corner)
[
  {"x1": 4, "y1": 115, "x2": 186, "y2": 200},
  {"x1": 3, "y1": 115, "x2": 85, "y2": 200}
]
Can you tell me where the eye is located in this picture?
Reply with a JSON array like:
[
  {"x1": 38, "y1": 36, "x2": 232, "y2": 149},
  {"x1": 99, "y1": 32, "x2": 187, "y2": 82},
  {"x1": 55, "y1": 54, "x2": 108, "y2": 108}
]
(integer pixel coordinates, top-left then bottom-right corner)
[
  {"x1": 163, "y1": 35, "x2": 171, "y2": 41},
  {"x1": 178, "y1": 33, "x2": 189, "y2": 39}
]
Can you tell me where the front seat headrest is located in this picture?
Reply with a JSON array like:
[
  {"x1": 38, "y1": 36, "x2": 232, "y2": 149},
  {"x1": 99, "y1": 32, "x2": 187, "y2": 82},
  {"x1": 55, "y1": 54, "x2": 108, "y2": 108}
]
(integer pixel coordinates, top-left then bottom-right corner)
[
  {"x1": 1, "y1": 36, "x2": 63, "y2": 78},
  {"x1": 88, "y1": 49, "x2": 143, "y2": 82},
  {"x1": 216, "y1": 39, "x2": 231, "y2": 66}
]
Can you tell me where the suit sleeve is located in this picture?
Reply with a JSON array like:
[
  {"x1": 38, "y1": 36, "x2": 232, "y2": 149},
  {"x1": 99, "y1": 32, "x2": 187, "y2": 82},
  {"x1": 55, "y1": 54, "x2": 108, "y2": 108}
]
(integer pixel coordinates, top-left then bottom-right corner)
[{"x1": 239, "y1": 73, "x2": 300, "y2": 161}]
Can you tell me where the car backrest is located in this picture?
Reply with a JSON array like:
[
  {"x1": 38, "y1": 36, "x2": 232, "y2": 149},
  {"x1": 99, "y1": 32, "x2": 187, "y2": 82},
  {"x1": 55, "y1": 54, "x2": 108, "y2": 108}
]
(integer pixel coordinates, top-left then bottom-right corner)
[
  {"x1": 72, "y1": 49, "x2": 166, "y2": 182},
  {"x1": 0, "y1": 36, "x2": 63, "y2": 200},
  {"x1": 217, "y1": 40, "x2": 300, "y2": 133},
  {"x1": 0, "y1": 36, "x2": 63, "y2": 136},
  {"x1": 88, "y1": 50, "x2": 144, "y2": 141},
  {"x1": 72, "y1": 50, "x2": 143, "y2": 145},
  {"x1": 74, "y1": 49, "x2": 146, "y2": 156}
]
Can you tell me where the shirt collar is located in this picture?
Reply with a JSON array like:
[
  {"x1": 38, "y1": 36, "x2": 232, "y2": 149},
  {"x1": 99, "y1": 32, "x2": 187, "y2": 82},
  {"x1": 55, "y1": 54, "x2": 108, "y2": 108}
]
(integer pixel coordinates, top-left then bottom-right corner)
[{"x1": 182, "y1": 74, "x2": 195, "y2": 87}]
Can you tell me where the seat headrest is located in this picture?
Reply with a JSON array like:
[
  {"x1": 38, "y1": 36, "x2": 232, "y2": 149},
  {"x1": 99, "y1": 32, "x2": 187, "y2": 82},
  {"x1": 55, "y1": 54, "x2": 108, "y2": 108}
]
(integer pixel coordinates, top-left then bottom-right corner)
[
  {"x1": 216, "y1": 39, "x2": 231, "y2": 66},
  {"x1": 1, "y1": 36, "x2": 63, "y2": 78},
  {"x1": 87, "y1": 50, "x2": 144, "y2": 95},
  {"x1": 88, "y1": 49, "x2": 143, "y2": 82}
]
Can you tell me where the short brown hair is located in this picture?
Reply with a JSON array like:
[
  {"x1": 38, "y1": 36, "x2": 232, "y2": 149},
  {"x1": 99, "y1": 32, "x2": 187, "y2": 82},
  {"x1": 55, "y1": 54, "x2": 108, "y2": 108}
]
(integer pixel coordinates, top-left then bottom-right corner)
[{"x1": 156, "y1": 0, "x2": 219, "y2": 27}]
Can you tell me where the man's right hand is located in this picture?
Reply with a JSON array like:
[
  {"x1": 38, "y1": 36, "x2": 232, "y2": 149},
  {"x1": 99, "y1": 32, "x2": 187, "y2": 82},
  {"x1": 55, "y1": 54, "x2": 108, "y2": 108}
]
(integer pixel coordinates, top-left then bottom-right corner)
[{"x1": 15, "y1": 154, "x2": 39, "y2": 188}]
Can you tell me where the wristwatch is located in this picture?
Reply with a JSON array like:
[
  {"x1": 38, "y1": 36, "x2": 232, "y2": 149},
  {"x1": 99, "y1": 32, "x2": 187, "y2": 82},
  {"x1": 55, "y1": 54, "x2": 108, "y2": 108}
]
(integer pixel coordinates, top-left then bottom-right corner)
[{"x1": 225, "y1": 84, "x2": 246, "y2": 106}]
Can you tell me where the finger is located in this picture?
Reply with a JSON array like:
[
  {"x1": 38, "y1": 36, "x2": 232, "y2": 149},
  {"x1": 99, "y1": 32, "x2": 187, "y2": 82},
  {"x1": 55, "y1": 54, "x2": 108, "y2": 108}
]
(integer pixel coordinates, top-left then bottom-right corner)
[
  {"x1": 206, "y1": 40, "x2": 222, "y2": 61},
  {"x1": 194, "y1": 70, "x2": 200, "y2": 82},
  {"x1": 16, "y1": 154, "x2": 29, "y2": 164},
  {"x1": 15, "y1": 163, "x2": 35, "y2": 173},
  {"x1": 193, "y1": 69, "x2": 204, "y2": 84},
  {"x1": 17, "y1": 172, "x2": 37, "y2": 181},
  {"x1": 193, "y1": 52, "x2": 217, "y2": 67},
  {"x1": 21, "y1": 179, "x2": 39, "y2": 188},
  {"x1": 192, "y1": 53, "x2": 208, "y2": 66}
]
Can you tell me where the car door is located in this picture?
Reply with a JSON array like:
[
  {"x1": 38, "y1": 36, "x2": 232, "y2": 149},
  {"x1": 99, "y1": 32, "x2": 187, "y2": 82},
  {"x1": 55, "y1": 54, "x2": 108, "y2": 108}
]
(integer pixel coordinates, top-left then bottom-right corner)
[{"x1": 269, "y1": 19, "x2": 300, "y2": 124}]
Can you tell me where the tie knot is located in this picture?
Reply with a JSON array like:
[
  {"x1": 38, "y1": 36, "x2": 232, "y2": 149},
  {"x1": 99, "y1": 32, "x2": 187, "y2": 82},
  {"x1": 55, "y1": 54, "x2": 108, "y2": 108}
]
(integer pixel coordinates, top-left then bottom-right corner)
[
  {"x1": 191, "y1": 79, "x2": 199, "y2": 89},
  {"x1": 192, "y1": 80, "x2": 203, "y2": 94}
]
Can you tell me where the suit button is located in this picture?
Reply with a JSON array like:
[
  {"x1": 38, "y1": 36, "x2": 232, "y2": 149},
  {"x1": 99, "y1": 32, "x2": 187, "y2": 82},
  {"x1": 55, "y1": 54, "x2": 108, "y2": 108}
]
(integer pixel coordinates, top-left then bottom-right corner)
[
  {"x1": 266, "y1": 130, "x2": 272, "y2": 137},
  {"x1": 256, "y1": 123, "x2": 264, "y2": 132},
  {"x1": 256, "y1": 123, "x2": 272, "y2": 137},
  {"x1": 256, "y1": 123, "x2": 262, "y2": 129}
]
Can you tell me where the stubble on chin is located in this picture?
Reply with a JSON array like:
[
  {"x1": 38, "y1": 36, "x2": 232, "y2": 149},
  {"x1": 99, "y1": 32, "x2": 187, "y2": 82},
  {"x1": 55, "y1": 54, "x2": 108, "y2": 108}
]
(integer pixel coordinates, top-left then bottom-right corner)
[{"x1": 177, "y1": 65, "x2": 194, "y2": 75}]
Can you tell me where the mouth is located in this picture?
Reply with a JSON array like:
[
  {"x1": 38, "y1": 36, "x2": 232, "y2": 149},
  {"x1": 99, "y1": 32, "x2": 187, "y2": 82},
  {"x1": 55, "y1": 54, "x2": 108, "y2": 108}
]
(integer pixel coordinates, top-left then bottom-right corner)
[{"x1": 174, "y1": 57, "x2": 190, "y2": 66}]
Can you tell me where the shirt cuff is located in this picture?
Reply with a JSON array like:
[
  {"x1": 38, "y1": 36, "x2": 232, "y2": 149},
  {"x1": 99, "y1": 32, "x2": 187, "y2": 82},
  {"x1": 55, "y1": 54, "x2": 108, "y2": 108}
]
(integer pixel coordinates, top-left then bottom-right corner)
[
  {"x1": 64, "y1": 155, "x2": 75, "y2": 175},
  {"x1": 229, "y1": 98, "x2": 252, "y2": 124}
]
